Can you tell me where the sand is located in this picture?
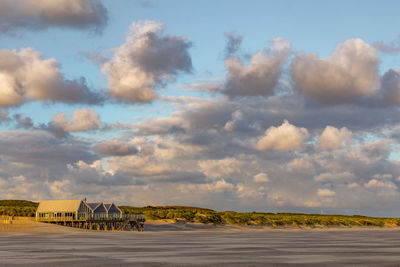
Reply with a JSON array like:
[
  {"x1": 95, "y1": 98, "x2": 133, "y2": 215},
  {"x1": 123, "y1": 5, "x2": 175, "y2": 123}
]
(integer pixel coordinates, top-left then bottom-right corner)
[{"x1": 1, "y1": 219, "x2": 400, "y2": 266}]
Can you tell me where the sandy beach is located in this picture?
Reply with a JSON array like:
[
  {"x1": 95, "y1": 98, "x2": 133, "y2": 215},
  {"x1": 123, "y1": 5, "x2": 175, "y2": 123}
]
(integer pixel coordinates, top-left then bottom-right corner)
[{"x1": 1, "y1": 219, "x2": 400, "y2": 266}]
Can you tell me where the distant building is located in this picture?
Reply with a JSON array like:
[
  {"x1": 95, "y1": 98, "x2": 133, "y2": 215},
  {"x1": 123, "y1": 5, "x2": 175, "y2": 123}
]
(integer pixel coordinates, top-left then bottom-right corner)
[{"x1": 36, "y1": 199, "x2": 122, "y2": 221}]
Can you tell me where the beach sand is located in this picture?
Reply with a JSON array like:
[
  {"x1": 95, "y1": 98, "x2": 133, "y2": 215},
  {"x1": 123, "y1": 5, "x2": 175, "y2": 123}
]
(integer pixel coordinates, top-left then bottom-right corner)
[{"x1": 1, "y1": 219, "x2": 400, "y2": 266}]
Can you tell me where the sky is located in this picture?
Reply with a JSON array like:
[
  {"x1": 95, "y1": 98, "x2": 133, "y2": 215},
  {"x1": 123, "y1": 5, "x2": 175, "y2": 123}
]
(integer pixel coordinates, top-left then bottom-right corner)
[{"x1": 1, "y1": 0, "x2": 400, "y2": 217}]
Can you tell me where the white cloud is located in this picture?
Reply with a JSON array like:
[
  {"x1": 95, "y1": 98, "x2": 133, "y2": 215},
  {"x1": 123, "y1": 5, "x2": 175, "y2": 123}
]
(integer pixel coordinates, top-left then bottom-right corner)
[
  {"x1": 207, "y1": 179, "x2": 236, "y2": 193},
  {"x1": 319, "y1": 126, "x2": 352, "y2": 150},
  {"x1": 317, "y1": 188, "x2": 336, "y2": 197},
  {"x1": 223, "y1": 37, "x2": 290, "y2": 97},
  {"x1": 285, "y1": 158, "x2": 315, "y2": 174},
  {"x1": 365, "y1": 179, "x2": 397, "y2": 189},
  {"x1": 0, "y1": 48, "x2": 103, "y2": 107},
  {"x1": 0, "y1": 0, "x2": 108, "y2": 34},
  {"x1": 236, "y1": 183, "x2": 266, "y2": 199},
  {"x1": 102, "y1": 20, "x2": 192, "y2": 103},
  {"x1": 314, "y1": 172, "x2": 354, "y2": 182},
  {"x1": 347, "y1": 183, "x2": 359, "y2": 189},
  {"x1": 372, "y1": 174, "x2": 393, "y2": 180},
  {"x1": 48, "y1": 179, "x2": 73, "y2": 199},
  {"x1": 198, "y1": 158, "x2": 241, "y2": 179},
  {"x1": 107, "y1": 154, "x2": 173, "y2": 177},
  {"x1": 256, "y1": 120, "x2": 309, "y2": 151},
  {"x1": 253, "y1": 172, "x2": 269, "y2": 183},
  {"x1": 52, "y1": 109, "x2": 101, "y2": 132},
  {"x1": 291, "y1": 38, "x2": 380, "y2": 103}
]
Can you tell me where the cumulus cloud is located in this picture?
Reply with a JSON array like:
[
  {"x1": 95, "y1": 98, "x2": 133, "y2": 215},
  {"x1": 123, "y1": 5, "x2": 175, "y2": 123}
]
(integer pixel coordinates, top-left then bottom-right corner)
[
  {"x1": 314, "y1": 172, "x2": 354, "y2": 182},
  {"x1": 207, "y1": 179, "x2": 236, "y2": 193},
  {"x1": 317, "y1": 188, "x2": 336, "y2": 197},
  {"x1": 0, "y1": 130, "x2": 98, "y2": 177},
  {"x1": 291, "y1": 38, "x2": 380, "y2": 104},
  {"x1": 381, "y1": 69, "x2": 400, "y2": 105},
  {"x1": 52, "y1": 109, "x2": 101, "y2": 132},
  {"x1": 222, "y1": 37, "x2": 291, "y2": 97},
  {"x1": 224, "y1": 109, "x2": 259, "y2": 133},
  {"x1": 256, "y1": 120, "x2": 309, "y2": 151},
  {"x1": 253, "y1": 172, "x2": 269, "y2": 183},
  {"x1": 66, "y1": 160, "x2": 142, "y2": 186},
  {"x1": 365, "y1": 179, "x2": 398, "y2": 189},
  {"x1": 285, "y1": 158, "x2": 315, "y2": 174},
  {"x1": 102, "y1": 20, "x2": 192, "y2": 103},
  {"x1": 94, "y1": 140, "x2": 139, "y2": 156},
  {"x1": 198, "y1": 158, "x2": 242, "y2": 179},
  {"x1": 0, "y1": 0, "x2": 108, "y2": 34},
  {"x1": 373, "y1": 174, "x2": 393, "y2": 180},
  {"x1": 107, "y1": 154, "x2": 172, "y2": 177},
  {"x1": 2, "y1": 116, "x2": 400, "y2": 215},
  {"x1": 318, "y1": 126, "x2": 352, "y2": 150},
  {"x1": 3, "y1": 47, "x2": 400, "y2": 215},
  {"x1": 0, "y1": 48, "x2": 104, "y2": 107},
  {"x1": 347, "y1": 183, "x2": 359, "y2": 189},
  {"x1": 101, "y1": 93, "x2": 400, "y2": 214}
]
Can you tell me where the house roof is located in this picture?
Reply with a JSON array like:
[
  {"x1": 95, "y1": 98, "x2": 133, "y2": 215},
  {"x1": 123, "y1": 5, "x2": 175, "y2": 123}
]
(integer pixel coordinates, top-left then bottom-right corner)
[
  {"x1": 86, "y1": 202, "x2": 102, "y2": 211},
  {"x1": 36, "y1": 200, "x2": 82, "y2": 213},
  {"x1": 104, "y1": 202, "x2": 122, "y2": 214}
]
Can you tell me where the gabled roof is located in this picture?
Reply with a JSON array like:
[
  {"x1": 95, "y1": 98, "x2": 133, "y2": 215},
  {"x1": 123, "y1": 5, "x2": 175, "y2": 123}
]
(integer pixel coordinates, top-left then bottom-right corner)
[
  {"x1": 37, "y1": 200, "x2": 82, "y2": 213},
  {"x1": 86, "y1": 202, "x2": 102, "y2": 211},
  {"x1": 104, "y1": 202, "x2": 122, "y2": 214}
]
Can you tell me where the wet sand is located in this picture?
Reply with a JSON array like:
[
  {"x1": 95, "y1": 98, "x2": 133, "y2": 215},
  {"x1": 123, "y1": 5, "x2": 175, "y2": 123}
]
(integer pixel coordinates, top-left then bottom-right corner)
[{"x1": 2, "y1": 220, "x2": 400, "y2": 266}]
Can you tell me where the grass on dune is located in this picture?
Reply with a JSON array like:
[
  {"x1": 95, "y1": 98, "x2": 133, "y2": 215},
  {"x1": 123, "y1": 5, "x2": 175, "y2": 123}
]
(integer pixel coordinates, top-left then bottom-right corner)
[
  {"x1": 119, "y1": 206, "x2": 400, "y2": 227},
  {"x1": 0, "y1": 200, "x2": 38, "y2": 217}
]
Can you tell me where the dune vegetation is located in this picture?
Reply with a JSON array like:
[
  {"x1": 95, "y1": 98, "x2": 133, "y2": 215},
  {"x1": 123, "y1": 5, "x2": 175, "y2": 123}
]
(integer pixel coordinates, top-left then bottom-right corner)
[
  {"x1": 0, "y1": 200, "x2": 38, "y2": 217},
  {"x1": 2, "y1": 200, "x2": 400, "y2": 228},
  {"x1": 119, "y1": 206, "x2": 400, "y2": 228}
]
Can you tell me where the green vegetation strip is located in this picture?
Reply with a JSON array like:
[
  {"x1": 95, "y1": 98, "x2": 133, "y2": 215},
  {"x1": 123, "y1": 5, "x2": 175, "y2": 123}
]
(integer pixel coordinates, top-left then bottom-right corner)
[
  {"x1": 0, "y1": 200, "x2": 38, "y2": 217},
  {"x1": 2, "y1": 200, "x2": 400, "y2": 227},
  {"x1": 120, "y1": 206, "x2": 400, "y2": 227}
]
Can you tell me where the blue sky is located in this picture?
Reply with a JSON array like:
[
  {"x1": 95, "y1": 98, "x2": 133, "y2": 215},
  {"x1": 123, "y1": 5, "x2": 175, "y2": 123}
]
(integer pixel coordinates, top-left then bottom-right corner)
[{"x1": 1, "y1": 0, "x2": 400, "y2": 216}]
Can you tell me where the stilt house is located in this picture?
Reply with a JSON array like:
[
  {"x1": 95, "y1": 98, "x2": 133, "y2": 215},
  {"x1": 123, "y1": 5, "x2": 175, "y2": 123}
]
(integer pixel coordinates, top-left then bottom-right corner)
[{"x1": 36, "y1": 199, "x2": 122, "y2": 221}]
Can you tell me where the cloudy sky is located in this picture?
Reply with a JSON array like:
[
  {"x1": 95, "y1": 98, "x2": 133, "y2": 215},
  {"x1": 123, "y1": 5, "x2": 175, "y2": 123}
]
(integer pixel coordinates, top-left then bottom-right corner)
[{"x1": 1, "y1": 0, "x2": 400, "y2": 216}]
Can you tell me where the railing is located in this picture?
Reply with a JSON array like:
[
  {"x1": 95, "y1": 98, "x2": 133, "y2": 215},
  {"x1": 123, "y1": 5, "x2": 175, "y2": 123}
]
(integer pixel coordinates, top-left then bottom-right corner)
[
  {"x1": 123, "y1": 214, "x2": 146, "y2": 222},
  {"x1": 85, "y1": 215, "x2": 123, "y2": 221},
  {"x1": 36, "y1": 214, "x2": 146, "y2": 222},
  {"x1": 37, "y1": 216, "x2": 76, "y2": 222}
]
